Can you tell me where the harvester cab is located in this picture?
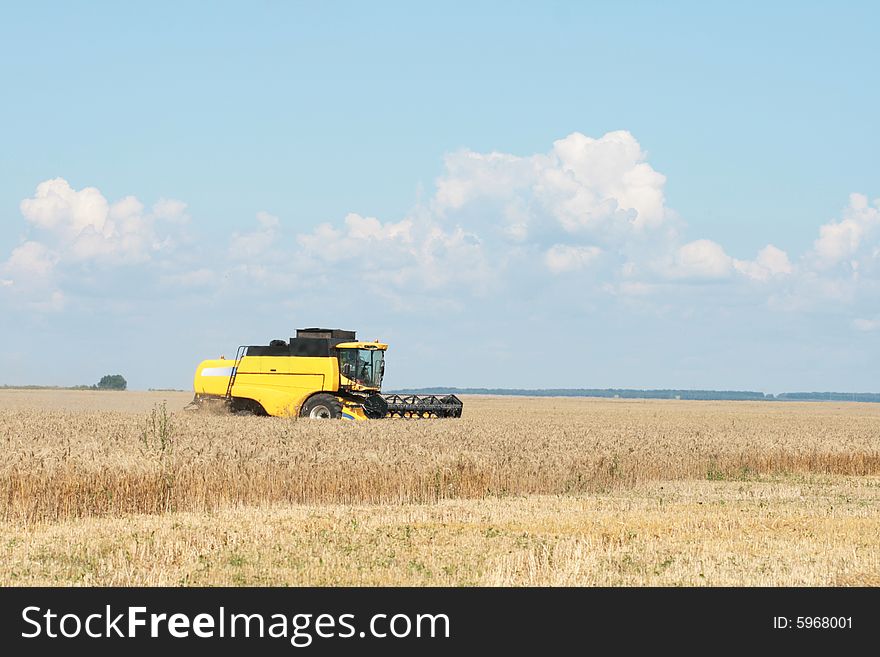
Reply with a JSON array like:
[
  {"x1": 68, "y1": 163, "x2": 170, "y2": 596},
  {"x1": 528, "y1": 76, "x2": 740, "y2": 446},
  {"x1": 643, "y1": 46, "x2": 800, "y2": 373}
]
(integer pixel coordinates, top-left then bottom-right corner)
[
  {"x1": 337, "y1": 341, "x2": 386, "y2": 391},
  {"x1": 191, "y1": 328, "x2": 462, "y2": 420}
]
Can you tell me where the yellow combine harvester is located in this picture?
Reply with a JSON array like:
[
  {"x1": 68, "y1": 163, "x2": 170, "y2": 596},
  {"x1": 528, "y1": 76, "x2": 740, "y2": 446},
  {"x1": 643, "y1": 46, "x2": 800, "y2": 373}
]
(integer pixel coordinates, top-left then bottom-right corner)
[{"x1": 191, "y1": 328, "x2": 463, "y2": 420}]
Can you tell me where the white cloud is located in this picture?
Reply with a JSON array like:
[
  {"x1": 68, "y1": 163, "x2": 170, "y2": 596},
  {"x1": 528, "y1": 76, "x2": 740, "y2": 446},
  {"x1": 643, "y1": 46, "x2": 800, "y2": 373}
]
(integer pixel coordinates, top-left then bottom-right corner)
[
  {"x1": 298, "y1": 213, "x2": 415, "y2": 267},
  {"x1": 20, "y1": 178, "x2": 110, "y2": 235},
  {"x1": 733, "y1": 244, "x2": 793, "y2": 281},
  {"x1": 5, "y1": 134, "x2": 681, "y2": 307},
  {"x1": 289, "y1": 131, "x2": 678, "y2": 299},
  {"x1": 295, "y1": 212, "x2": 493, "y2": 302},
  {"x1": 548, "y1": 130, "x2": 668, "y2": 230},
  {"x1": 0, "y1": 241, "x2": 64, "y2": 311},
  {"x1": 756, "y1": 244, "x2": 793, "y2": 276},
  {"x1": 109, "y1": 195, "x2": 144, "y2": 222},
  {"x1": 346, "y1": 213, "x2": 413, "y2": 242},
  {"x1": 659, "y1": 241, "x2": 794, "y2": 284},
  {"x1": 665, "y1": 239, "x2": 734, "y2": 280},
  {"x1": 811, "y1": 193, "x2": 880, "y2": 269},
  {"x1": 16, "y1": 178, "x2": 185, "y2": 265},
  {"x1": 434, "y1": 150, "x2": 533, "y2": 211},
  {"x1": 544, "y1": 244, "x2": 602, "y2": 273},
  {"x1": 815, "y1": 220, "x2": 861, "y2": 266},
  {"x1": 1, "y1": 179, "x2": 194, "y2": 311},
  {"x1": 433, "y1": 131, "x2": 673, "y2": 244},
  {"x1": 249, "y1": 135, "x2": 875, "y2": 317},
  {"x1": 3, "y1": 241, "x2": 58, "y2": 279},
  {"x1": 4, "y1": 135, "x2": 880, "y2": 334}
]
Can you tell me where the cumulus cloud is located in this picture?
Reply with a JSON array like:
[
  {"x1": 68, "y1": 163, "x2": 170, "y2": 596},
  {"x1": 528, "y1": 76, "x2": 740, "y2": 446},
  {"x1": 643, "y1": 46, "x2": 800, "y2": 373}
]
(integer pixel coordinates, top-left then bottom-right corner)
[
  {"x1": 810, "y1": 193, "x2": 880, "y2": 270},
  {"x1": 733, "y1": 245, "x2": 793, "y2": 281},
  {"x1": 20, "y1": 178, "x2": 110, "y2": 235},
  {"x1": 547, "y1": 130, "x2": 668, "y2": 230},
  {"x1": 5, "y1": 133, "x2": 684, "y2": 305},
  {"x1": 3, "y1": 133, "x2": 880, "y2": 330},
  {"x1": 297, "y1": 212, "x2": 490, "y2": 297},
  {"x1": 0, "y1": 241, "x2": 63, "y2": 311},
  {"x1": 659, "y1": 240, "x2": 795, "y2": 283},
  {"x1": 3, "y1": 241, "x2": 58, "y2": 278},
  {"x1": 298, "y1": 213, "x2": 414, "y2": 265},
  {"x1": 1, "y1": 178, "x2": 191, "y2": 311},
  {"x1": 14, "y1": 178, "x2": 185, "y2": 269},
  {"x1": 434, "y1": 130, "x2": 673, "y2": 244},
  {"x1": 288, "y1": 130, "x2": 682, "y2": 301},
  {"x1": 665, "y1": 239, "x2": 733, "y2": 280}
]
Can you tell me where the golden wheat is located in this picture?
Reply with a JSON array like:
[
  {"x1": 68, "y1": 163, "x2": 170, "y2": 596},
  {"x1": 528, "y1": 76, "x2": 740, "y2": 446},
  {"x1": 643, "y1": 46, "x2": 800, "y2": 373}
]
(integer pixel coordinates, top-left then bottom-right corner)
[
  {"x1": 2, "y1": 478, "x2": 878, "y2": 586},
  {"x1": 1, "y1": 390, "x2": 879, "y2": 585},
  {"x1": 1, "y1": 391, "x2": 879, "y2": 521}
]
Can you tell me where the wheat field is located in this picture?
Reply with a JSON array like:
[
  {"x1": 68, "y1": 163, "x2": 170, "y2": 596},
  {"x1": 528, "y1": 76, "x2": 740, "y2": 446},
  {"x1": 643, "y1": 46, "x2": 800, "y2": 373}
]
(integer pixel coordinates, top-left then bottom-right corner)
[{"x1": 1, "y1": 389, "x2": 879, "y2": 585}]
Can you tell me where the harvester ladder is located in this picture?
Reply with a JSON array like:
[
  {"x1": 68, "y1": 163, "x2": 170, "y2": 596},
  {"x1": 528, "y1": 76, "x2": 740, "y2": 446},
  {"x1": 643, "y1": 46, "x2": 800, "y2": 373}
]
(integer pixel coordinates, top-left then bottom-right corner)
[{"x1": 224, "y1": 345, "x2": 247, "y2": 404}]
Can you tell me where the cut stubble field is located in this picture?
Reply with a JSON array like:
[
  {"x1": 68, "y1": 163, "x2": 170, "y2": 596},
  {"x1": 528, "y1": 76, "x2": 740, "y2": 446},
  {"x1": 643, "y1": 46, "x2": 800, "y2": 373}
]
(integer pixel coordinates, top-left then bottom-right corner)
[{"x1": 1, "y1": 389, "x2": 878, "y2": 585}]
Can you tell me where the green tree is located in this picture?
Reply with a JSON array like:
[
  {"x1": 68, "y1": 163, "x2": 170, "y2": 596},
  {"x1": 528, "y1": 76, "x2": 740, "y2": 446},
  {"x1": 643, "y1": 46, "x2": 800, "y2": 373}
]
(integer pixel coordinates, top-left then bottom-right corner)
[{"x1": 97, "y1": 374, "x2": 127, "y2": 390}]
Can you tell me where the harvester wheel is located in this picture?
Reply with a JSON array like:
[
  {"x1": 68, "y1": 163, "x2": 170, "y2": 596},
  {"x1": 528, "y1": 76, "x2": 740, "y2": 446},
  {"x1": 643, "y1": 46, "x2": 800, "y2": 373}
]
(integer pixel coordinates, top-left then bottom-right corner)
[{"x1": 300, "y1": 393, "x2": 342, "y2": 419}]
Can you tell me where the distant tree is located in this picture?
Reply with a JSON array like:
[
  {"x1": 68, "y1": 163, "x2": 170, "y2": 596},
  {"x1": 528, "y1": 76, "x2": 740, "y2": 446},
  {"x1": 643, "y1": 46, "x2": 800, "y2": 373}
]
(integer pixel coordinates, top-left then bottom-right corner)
[{"x1": 96, "y1": 374, "x2": 127, "y2": 391}]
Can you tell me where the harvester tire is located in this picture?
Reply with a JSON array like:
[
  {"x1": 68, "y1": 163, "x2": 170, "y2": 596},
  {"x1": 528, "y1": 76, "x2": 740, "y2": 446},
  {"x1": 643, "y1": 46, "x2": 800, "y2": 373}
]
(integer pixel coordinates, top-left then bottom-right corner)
[{"x1": 300, "y1": 393, "x2": 342, "y2": 419}]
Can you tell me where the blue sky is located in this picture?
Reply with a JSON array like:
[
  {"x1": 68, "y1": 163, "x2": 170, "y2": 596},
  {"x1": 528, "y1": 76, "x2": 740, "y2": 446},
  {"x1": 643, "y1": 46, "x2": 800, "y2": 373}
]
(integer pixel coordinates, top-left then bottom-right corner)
[{"x1": 2, "y1": 2, "x2": 879, "y2": 392}]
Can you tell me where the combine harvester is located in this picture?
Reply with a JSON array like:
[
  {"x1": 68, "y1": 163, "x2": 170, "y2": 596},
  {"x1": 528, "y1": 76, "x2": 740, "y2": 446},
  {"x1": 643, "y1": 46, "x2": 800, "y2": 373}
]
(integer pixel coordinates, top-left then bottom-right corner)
[{"x1": 191, "y1": 328, "x2": 463, "y2": 420}]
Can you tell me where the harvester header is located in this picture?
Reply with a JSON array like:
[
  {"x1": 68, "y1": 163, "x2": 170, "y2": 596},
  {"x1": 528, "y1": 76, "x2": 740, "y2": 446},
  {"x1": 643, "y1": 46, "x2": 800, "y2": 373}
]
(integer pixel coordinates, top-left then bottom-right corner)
[{"x1": 191, "y1": 328, "x2": 462, "y2": 420}]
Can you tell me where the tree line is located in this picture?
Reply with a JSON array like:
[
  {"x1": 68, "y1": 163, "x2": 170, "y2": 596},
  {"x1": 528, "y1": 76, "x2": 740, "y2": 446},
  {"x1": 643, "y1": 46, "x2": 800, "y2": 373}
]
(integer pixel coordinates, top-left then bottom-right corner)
[
  {"x1": 0, "y1": 374, "x2": 127, "y2": 391},
  {"x1": 391, "y1": 388, "x2": 880, "y2": 402}
]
